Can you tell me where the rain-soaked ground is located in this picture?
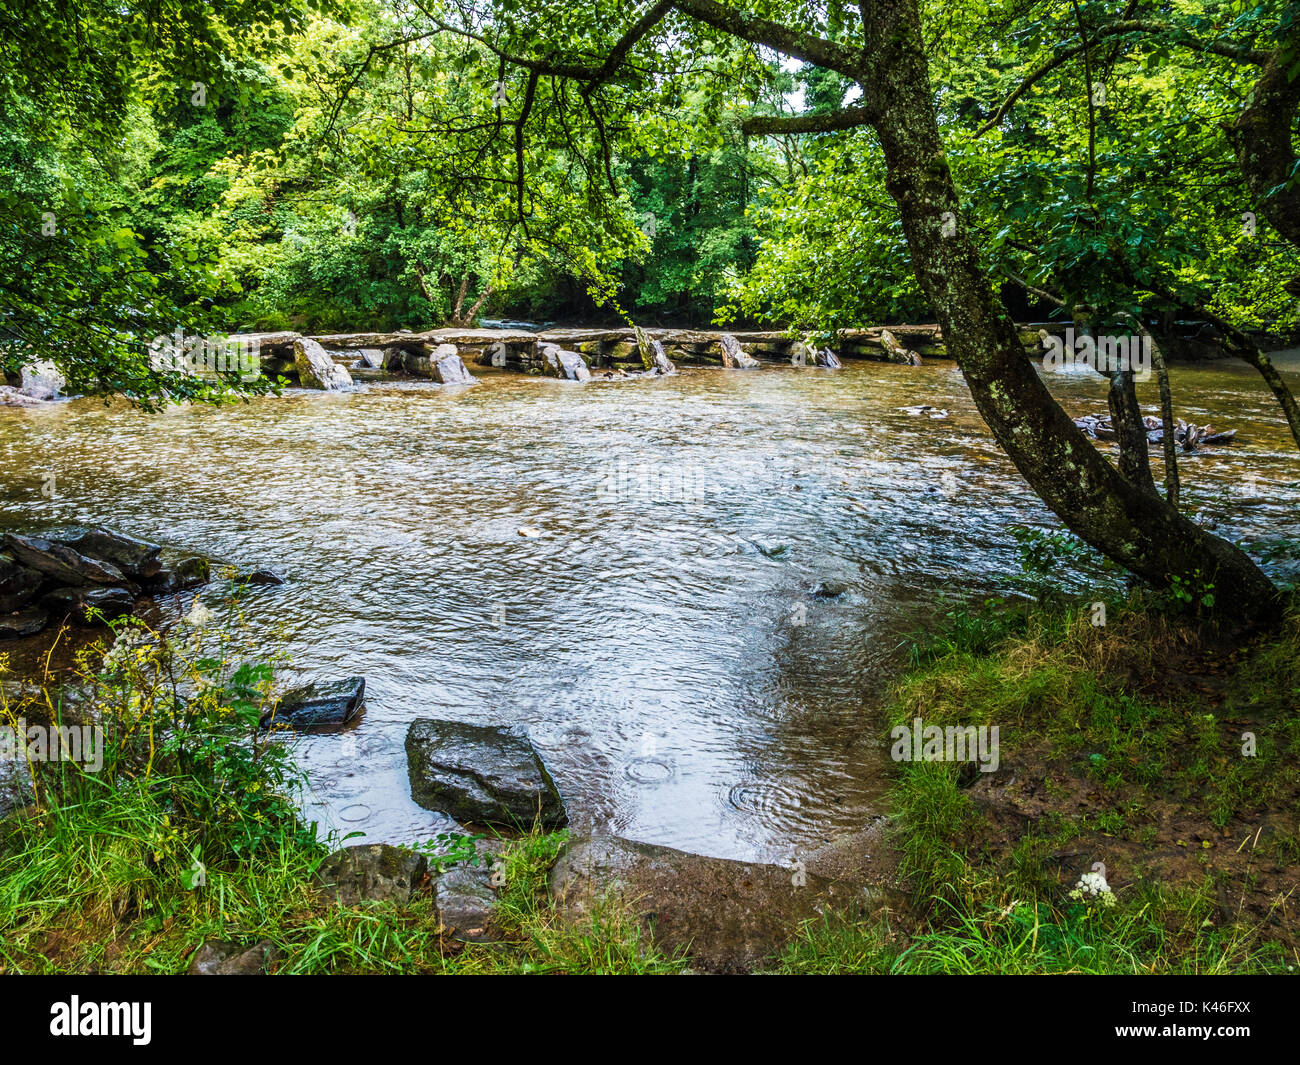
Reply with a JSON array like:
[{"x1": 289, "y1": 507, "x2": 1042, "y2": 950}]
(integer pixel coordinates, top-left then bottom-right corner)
[{"x1": 1, "y1": 353, "x2": 1297, "y2": 863}]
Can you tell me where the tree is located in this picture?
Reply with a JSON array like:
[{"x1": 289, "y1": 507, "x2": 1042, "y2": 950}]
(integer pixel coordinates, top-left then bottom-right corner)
[{"x1": 425, "y1": 0, "x2": 1280, "y2": 619}]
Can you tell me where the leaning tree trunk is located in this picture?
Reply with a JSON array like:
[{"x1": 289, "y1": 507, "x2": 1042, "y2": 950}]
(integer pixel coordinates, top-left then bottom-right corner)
[{"x1": 858, "y1": 0, "x2": 1278, "y2": 620}]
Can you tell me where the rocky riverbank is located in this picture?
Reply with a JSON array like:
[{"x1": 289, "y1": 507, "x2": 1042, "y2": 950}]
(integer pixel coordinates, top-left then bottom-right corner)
[{"x1": 0, "y1": 525, "x2": 280, "y2": 642}]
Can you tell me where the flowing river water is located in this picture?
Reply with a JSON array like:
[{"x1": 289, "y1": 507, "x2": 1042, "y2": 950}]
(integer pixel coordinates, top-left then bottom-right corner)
[{"x1": 2, "y1": 353, "x2": 1298, "y2": 863}]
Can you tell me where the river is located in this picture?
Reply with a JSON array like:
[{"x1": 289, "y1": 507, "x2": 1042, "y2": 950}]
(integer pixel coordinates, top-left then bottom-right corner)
[{"x1": 2, "y1": 354, "x2": 1297, "y2": 863}]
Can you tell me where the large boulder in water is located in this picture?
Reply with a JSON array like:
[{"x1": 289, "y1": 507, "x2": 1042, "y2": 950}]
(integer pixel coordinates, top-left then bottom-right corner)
[
  {"x1": 431, "y1": 346, "x2": 478, "y2": 385},
  {"x1": 146, "y1": 550, "x2": 212, "y2": 595},
  {"x1": 718, "y1": 334, "x2": 760, "y2": 369},
  {"x1": 0, "y1": 605, "x2": 49, "y2": 640},
  {"x1": 403, "y1": 343, "x2": 478, "y2": 384},
  {"x1": 294, "y1": 338, "x2": 353, "y2": 390},
  {"x1": 539, "y1": 344, "x2": 591, "y2": 382},
  {"x1": 405, "y1": 719, "x2": 567, "y2": 828},
  {"x1": 633, "y1": 326, "x2": 676, "y2": 375}
]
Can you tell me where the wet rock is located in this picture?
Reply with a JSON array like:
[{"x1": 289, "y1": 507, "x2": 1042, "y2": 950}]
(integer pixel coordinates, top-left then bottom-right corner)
[
  {"x1": 2, "y1": 533, "x2": 126, "y2": 586},
  {"x1": 816, "y1": 347, "x2": 842, "y2": 369},
  {"x1": 356, "y1": 347, "x2": 386, "y2": 369},
  {"x1": 436, "y1": 861, "x2": 500, "y2": 942},
  {"x1": 264, "y1": 676, "x2": 365, "y2": 730},
  {"x1": 811, "y1": 580, "x2": 849, "y2": 598},
  {"x1": 540, "y1": 344, "x2": 592, "y2": 382},
  {"x1": 0, "y1": 554, "x2": 43, "y2": 612},
  {"x1": 0, "y1": 605, "x2": 48, "y2": 639},
  {"x1": 294, "y1": 338, "x2": 353, "y2": 390},
  {"x1": 880, "y1": 329, "x2": 921, "y2": 365},
  {"x1": 549, "y1": 835, "x2": 873, "y2": 973},
  {"x1": 316, "y1": 843, "x2": 428, "y2": 906},
  {"x1": 718, "y1": 334, "x2": 760, "y2": 369},
  {"x1": 188, "y1": 939, "x2": 279, "y2": 975},
  {"x1": 406, "y1": 719, "x2": 567, "y2": 829},
  {"x1": 43, "y1": 526, "x2": 163, "y2": 580},
  {"x1": 41, "y1": 586, "x2": 136, "y2": 623},
  {"x1": 19, "y1": 360, "x2": 65, "y2": 400},
  {"x1": 146, "y1": 551, "x2": 211, "y2": 594},
  {"x1": 246, "y1": 568, "x2": 285, "y2": 586}
]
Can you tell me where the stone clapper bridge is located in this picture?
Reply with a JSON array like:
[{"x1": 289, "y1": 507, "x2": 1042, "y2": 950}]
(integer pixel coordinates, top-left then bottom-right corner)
[{"x1": 243, "y1": 323, "x2": 979, "y2": 387}]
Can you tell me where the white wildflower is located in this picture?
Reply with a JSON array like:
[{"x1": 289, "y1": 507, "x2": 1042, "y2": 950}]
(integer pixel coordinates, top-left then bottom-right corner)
[
  {"x1": 183, "y1": 600, "x2": 213, "y2": 628},
  {"x1": 1069, "y1": 869, "x2": 1116, "y2": 907}
]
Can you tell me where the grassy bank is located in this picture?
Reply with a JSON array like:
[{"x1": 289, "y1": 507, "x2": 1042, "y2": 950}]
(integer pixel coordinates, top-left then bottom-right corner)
[{"x1": 775, "y1": 589, "x2": 1300, "y2": 974}]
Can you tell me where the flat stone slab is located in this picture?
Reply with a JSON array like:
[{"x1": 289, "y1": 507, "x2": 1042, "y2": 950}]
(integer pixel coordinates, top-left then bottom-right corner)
[
  {"x1": 549, "y1": 835, "x2": 876, "y2": 973},
  {"x1": 406, "y1": 719, "x2": 567, "y2": 829}
]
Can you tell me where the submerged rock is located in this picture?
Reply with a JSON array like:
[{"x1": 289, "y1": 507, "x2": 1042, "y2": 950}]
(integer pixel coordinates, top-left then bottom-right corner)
[
  {"x1": 549, "y1": 835, "x2": 874, "y2": 973},
  {"x1": 147, "y1": 550, "x2": 212, "y2": 594},
  {"x1": 405, "y1": 719, "x2": 567, "y2": 829},
  {"x1": 41, "y1": 585, "x2": 136, "y2": 623},
  {"x1": 294, "y1": 338, "x2": 353, "y2": 390},
  {"x1": 316, "y1": 843, "x2": 427, "y2": 906},
  {"x1": 0, "y1": 605, "x2": 49, "y2": 639},
  {"x1": 265, "y1": 676, "x2": 365, "y2": 730},
  {"x1": 718, "y1": 334, "x2": 760, "y2": 369},
  {"x1": 811, "y1": 580, "x2": 849, "y2": 598}
]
